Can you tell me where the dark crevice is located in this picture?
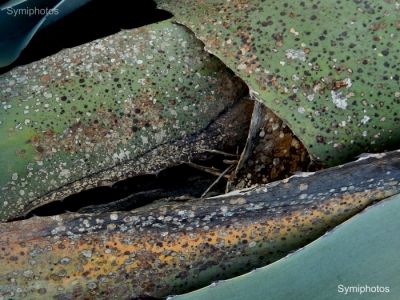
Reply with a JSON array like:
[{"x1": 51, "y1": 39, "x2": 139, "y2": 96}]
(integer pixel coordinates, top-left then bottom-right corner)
[
  {"x1": 0, "y1": 0, "x2": 173, "y2": 74},
  {"x1": 13, "y1": 96, "x2": 250, "y2": 221},
  {"x1": 19, "y1": 153, "x2": 235, "y2": 219}
]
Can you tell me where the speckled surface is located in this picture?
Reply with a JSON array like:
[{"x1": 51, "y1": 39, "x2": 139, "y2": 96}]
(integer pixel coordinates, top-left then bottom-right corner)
[
  {"x1": 172, "y1": 192, "x2": 400, "y2": 300},
  {"x1": 230, "y1": 101, "x2": 313, "y2": 190},
  {"x1": 157, "y1": 0, "x2": 400, "y2": 165},
  {"x1": 0, "y1": 150, "x2": 399, "y2": 299},
  {"x1": 0, "y1": 20, "x2": 247, "y2": 221}
]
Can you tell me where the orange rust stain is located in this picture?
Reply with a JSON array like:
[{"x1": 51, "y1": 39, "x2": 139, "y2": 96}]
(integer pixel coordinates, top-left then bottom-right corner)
[{"x1": 0, "y1": 189, "x2": 394, "y2": 299}]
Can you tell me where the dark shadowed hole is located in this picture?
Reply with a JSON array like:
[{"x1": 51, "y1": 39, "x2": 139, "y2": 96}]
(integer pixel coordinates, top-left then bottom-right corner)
[
  {"x1": 0, "y1": 0, "x2": 172, "y2": 74},
  {"x1": 19, "y1": 154, "x2": 233, "y2": 219}
]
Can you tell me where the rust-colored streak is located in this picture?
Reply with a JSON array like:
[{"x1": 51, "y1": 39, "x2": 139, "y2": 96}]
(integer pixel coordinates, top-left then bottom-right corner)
[{"x1": 0, "y1": 151, "x2": 399, "y2": 299}]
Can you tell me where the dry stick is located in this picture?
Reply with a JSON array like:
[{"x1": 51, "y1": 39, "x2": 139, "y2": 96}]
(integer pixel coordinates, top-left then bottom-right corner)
[
  {"x1": 198, "y1": 148, "x2": 240, "y2": 158},
  {"x1": 226, "y1": 101, "x2": 264, "y2": 193},
  {"x1": 183, "y1": 161, "x2": 230, "y2": 179},
  {"x1": 223, "y1": 159, "x2": 238, "y2": 165},
  {"x1": 201, "y1": 165, "x2": 234, "y2": 198}
]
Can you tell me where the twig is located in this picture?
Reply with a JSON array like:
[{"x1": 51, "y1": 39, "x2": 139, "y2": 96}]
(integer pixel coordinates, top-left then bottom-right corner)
[
  {"x1": 201, "y1": 165, "x2": 234, "y2": 198},
  {"x1": 199, "y1": 148, "x2": 240, "y2": 158},
  {"x1": 223, "y1": 159, "x2": 238, "y2": 165},
  {"x1": 183, "y1": 161, "x2": 230, "y2": 179}
]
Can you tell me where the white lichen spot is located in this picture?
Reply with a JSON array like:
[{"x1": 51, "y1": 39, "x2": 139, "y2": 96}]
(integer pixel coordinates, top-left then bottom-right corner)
[
  {"x1": 59, "y1": 169, "x2": 71, "y2": 178},
  {"x1": 60, "y1": 257, "x2": 71, "y2": 265},
  {"x1": 140, "y1": 135, "x2": 148, "y2": 144},
  {"x1": 289, "y1": 27, "x2": 300, "y2": 36},
  {"x1": 43, "y1": 92, "x2": 52, "y2": 99},
  {"x1": 110, "y1": 213, "x2": 119, "y2": 221},
  {"x1": 112, "y1": 150, "x2": 131, "y2": 162},
  {"x1": 299, "y1": 183, "x2": 308, "y2": 191},
  {"x1": 81, "y1": 249, "x2": 92, "y2": 258},
  {"x1": 237, "y1": 63, "x2": 247, "y2": 70},
  {"x1": 12, "y1": 173, "x2": 18, "y2": 181},
  {"x1": 229, "y1": 197, "x2": 247, "y2": 205},
  {"x1": 83, "y1": 219, "x2": 90, "y2": 227},
  {"x1": 286, "y1": 49, "x2": 306, "y2": 61},
  {"x1": 107, "y1": 223, "x2": 116, "y2": 230},
  {"x1": 298, "y1": 106, "x2": 305, "y2": 114},
  {"x1": 87, "y1": 282, "x2": 97, "y2": 290},
  {"x1": 23, "y1": 270, "x2": 34, "y2": 278},
  {"x1": 249, "y1": 241, "x2": 257, "y2": 248},
  {"x1": 307, "y1": 94, "x2": 315, "y2": 101},
  {"x1": 331, "y1": 90, "x2": 348, "y2": 109},
  {"x1": 343, "y1": 78, "x2": 352, "y2": 88},
  {"x1": 221, "y1": 206, "x2": 229, "y2": 214},
  {"x1": 154, "y1": 129, "x2": 167, "y2": 143},
  {"x1": 361, "y1": 115, "x2": 370, "y2": 125}
]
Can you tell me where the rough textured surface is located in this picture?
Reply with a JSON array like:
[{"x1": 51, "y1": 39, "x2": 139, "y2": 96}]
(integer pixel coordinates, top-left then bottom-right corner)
[
  {"x1": 229, "y1": 101, "x2": 315, "y2": 190},
  {"x1": 157, "y1": 0, "x2": 400, "y2": 165},
  {"x1": 0, "y1": 20, "x2": 248, "y2": 221},
  {"x1": 175, "y1": 192, "x2": 400, "y2": 300},
  {"x1": 24, "y1": 98, "x2": 254, "y2": 217},
  {"x1": 0, "y1": 150, "x2": 399, "y2": 299}
]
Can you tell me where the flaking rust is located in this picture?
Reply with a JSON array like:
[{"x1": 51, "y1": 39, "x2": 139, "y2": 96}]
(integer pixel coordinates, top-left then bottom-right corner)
[{"x1": 0, "y1": 150, "x2": 399, "y2": 299}]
